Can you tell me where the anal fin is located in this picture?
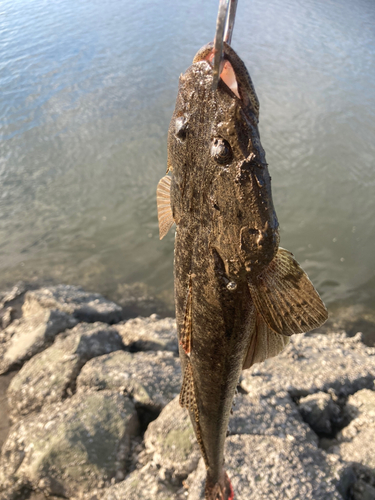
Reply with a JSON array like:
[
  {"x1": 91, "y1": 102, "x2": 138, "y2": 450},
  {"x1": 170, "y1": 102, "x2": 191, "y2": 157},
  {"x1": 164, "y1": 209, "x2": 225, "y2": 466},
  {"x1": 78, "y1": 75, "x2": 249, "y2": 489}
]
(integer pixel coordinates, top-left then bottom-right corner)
[
  {"x1": 179, "y1": 361, "x2": 208, "y2": 467},
  {"x1": 248, "y1": 247, "x2": 328, "y2": 336},
  {"x1": 179, "y1": 360, "x2": 196, "y2": 410},
  {"x1": 156, "y1": 175, "x2": 174, "y2": 240}
]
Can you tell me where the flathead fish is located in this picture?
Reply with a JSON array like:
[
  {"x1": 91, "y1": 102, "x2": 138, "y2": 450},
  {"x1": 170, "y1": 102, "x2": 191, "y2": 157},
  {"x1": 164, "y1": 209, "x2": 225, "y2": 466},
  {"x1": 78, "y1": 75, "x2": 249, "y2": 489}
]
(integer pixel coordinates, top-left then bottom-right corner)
[{"x1": 157, "y1": 42, "x2": 328, "y2": 500}]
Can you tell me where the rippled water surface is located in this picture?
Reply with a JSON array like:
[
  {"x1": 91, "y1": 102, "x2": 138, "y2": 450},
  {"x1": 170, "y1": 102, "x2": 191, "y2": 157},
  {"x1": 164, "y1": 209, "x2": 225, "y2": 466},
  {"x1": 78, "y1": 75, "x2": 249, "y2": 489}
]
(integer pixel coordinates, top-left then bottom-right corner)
[{"x1": 1, "y1": 0, "x2": 374, "y2": 312}]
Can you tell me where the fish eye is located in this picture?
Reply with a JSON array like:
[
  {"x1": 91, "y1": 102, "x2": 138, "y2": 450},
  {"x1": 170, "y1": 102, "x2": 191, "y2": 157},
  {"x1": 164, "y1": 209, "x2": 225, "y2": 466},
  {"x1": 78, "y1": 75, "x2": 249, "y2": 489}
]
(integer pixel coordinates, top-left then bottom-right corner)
[
  {"x1": 210, "y1": 138, "x2": 233, "y2": 164},
  {"x1": 175, "y1": 116, "x2": 188, "y2": 141}
]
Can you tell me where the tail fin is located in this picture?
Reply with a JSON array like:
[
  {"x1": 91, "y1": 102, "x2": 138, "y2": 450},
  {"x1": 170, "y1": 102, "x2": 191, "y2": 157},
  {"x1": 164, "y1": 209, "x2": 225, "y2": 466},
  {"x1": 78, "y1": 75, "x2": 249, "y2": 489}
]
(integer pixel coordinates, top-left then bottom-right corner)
[{"x1": 205, "y1": 471, "x2": 234, "y2": 500}]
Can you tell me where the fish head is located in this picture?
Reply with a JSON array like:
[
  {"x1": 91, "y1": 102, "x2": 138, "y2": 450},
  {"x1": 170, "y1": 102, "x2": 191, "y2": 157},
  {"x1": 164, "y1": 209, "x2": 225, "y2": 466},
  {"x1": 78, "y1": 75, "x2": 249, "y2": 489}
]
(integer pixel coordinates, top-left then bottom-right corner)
[{"x1": 168, "y1": 42, "x2": 279, "y2": 279}]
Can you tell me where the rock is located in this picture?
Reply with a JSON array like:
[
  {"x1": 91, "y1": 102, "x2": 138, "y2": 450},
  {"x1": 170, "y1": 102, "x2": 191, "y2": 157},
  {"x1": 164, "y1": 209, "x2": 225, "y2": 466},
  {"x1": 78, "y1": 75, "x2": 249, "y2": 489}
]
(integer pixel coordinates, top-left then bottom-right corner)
[
  {"x1": 0, "y1": 390, "x2": 139, "y2": 498},
  {"x1": 7, "y1": 322, "x2": 124, "y2": 421},
  {"x1": 2, "y1": 282, "x2": 375, "y2": 500},
  {"x1": 113, "y1": 282, "x2": 173, "y2": 319},
  {"x1": 0, "y1": 283, "x2": 29, "y2": 334},
  {"x1": 77, "y1": 350, "x2": 181, "y2": 410},
  {"x1": 352, "y1": 479, "x2": 375, "y2": 500},
  {"x1": 0, "y1": 309, "x2": 77, "y2": 375},
  {"x1": 187, "y1": 435, "x2": 347, "y2": 500},
  {"x1": 114, "y1": 316, "x2": 178, "y2": 353},
  {"x1": 0, "y1": 282, "x2": 26, "y2": 308},
  {"x1": 241, "y1": 333, "x2": 375, "y2": 398},
  {"x1": 228, "y1": 392, "x2": 317, "y2": 444},
  {"x1": 142, "y1": 390, "x2": 318, "y2": 489},
  {"x1": 144, "y1": 396, "x2": 201, "y2": 484},
  {"x1": 23, "y1": 285, "x2": 122, "y2": 324},
  {"x1": 337, "y1": 389, "x2": 375, "y2": 469},
  {"x1": 83, "y1": 463, "x2": 179, "y2": 500},
  {"x1": 0, "y1": 307, "x2": 13, "y2": 330},
  {"x1": 341, "y1": 388, "x2": 375, "y2": 426},
  {"x1": 349, "y1": 464, "x2": 375, "y2": 500},
  {"x1": 0, "y1": 371, "x2": 16, "y2": 451},
  {"x1": 298, "y1": 392, "x2": 341, "y2": 435}
]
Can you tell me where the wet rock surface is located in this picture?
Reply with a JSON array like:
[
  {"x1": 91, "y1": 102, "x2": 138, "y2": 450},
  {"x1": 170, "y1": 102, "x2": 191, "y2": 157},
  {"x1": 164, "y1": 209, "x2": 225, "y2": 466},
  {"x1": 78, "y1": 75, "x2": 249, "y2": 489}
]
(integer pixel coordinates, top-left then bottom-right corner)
[{"x1": 0, "y1": 285, "x2": 375, "y2": 500}]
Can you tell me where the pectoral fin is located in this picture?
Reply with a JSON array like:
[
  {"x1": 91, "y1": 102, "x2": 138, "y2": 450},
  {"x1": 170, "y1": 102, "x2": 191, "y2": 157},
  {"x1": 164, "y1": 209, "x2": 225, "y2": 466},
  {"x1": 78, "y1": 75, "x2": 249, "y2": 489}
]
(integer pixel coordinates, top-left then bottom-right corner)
[
  {"x1": 248, "y1": 247, "x2": 328, "y2": 336},
  {"x1": 156, "y1": 175, "x2": 174, "y2": 240},
  {"x1": 243, "y1": 313, "x2": 290, "y2": 370}
]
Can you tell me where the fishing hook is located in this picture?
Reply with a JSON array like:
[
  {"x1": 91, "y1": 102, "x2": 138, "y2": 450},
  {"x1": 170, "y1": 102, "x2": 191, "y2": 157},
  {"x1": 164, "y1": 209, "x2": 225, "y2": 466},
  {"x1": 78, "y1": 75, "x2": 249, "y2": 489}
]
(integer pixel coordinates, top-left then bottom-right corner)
[{"x1": 212, "y1": 0, "x2": 238, "y2": 91}]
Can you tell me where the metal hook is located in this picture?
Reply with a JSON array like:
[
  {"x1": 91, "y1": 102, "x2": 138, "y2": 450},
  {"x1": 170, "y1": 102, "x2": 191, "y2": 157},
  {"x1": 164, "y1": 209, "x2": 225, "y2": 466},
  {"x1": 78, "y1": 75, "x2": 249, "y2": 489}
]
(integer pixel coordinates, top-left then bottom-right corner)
[{"x1": 212, "y1": 0, "x2": 238, "y2": 91}]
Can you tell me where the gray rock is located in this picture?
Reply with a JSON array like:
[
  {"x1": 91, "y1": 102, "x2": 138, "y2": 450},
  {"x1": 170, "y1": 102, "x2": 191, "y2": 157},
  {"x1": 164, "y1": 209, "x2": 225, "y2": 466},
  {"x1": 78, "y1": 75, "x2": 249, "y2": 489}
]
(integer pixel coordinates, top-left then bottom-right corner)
[
  {"x1": 299, "y1": 392, "x2": 341, "y2": 435},
  {"x1": 7, "y1": 322, "x2": 124, "y2": 421},
  {"x1": 229, "y1": 392, "x2": 317, "y2": 444},
  {"x1": 144, "y1": 396, "x2": 201, "y2": 483},
  {"x1": 352, "y1": 479, "x2": 375, "y2": 500},
  {"x1": 114, "y1": 316, "x2": 178, "y2": 353},
  {"x1": 337, "y1": 389, "x2": 375, "y2": 469},
  {"x1": 0, "y1": 390, "x2": 139, "y2": 498},
  {"x1": 187, "y1": 435, "x2": 346, "y2": 500},
  {"x1": 83, "y1": 463, "x2": 179, "y2": 500},
  {"x1": 0, "y1": 309, "x2": 77, "y2": 375},
  {"x1": 77, "y1": 350, "x2": 181, "y2": 410},
  {"x1": 114, "y1": 282, "x2": 172, "y2": 319},
  {"x1": 341, "y1": 388, "x2": 375, "y2": 427},
  {"x1": 142, "y1": 391, "x2": 318, "y2": 489},
  {"x1": 349, "y1": 464, "x2": 375, "y2": 500},
  {"x1": 0, "y1": 307, "x2": 13, "y2": 330},
  {"x1": 0, "y1": 282, "x2": 26, "y2": 308},
  {"x1": 23, "y1": 285, "x2": 122, "y2": 324},
  {"x1": 241, "y1": 333, "x2": 375, "y2": 398}
]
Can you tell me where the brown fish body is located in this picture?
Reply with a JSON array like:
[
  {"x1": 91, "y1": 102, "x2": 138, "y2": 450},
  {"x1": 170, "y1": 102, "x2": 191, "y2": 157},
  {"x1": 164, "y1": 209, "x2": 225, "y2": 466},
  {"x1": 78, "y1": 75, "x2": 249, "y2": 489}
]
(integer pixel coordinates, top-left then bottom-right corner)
[{"x1": 157, "y1": 43, "x2": 328, "y2": 499}]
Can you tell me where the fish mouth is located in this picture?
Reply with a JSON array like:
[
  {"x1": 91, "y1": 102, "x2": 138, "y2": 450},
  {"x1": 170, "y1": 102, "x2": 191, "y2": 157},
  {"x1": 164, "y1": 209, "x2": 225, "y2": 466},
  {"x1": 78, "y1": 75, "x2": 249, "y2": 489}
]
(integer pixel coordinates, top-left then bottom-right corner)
[
  {"x1": 193, "y1": 42, "x2": 259, "y2": 119},
  {"x1": 194, "y1": 46, "x2": 240, "y2": 99}
]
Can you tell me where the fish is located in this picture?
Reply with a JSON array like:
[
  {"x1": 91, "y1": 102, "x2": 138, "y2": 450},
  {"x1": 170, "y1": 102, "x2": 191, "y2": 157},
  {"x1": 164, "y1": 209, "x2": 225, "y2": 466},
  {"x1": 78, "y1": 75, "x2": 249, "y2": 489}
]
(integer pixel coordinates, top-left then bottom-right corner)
[{"x1": 157, "y1": 41, "x2": 328, "y2": 500}]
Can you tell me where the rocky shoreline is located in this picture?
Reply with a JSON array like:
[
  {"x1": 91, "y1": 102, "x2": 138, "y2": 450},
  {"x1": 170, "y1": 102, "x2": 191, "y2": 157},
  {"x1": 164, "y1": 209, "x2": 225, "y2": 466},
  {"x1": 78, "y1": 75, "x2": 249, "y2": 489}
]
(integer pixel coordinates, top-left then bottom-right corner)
[{"x1": 0, "y1": 284, "x2": 374, "y2": 500}]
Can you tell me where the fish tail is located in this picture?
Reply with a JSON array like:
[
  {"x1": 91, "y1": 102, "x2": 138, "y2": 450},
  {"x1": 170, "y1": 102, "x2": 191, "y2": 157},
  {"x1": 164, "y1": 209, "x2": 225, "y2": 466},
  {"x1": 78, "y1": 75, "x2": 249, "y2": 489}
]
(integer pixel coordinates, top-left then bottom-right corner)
[{"x1": 205, "y1": 470, "x2": 234, "y2": 500}]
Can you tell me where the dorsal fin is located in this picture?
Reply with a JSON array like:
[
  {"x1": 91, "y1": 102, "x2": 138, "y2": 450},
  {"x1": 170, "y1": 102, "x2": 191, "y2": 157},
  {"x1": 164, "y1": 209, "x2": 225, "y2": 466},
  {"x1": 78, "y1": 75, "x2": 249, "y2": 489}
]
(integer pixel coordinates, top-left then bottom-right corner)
[
  {"x1": 248, "y1": 247, "x2": 328, "y2": 336},
  {"x1": 156, "y1": 175, "x2": 174, "y2": 240},
  {"x1": 180, "y1": 275, "x2": 193, "y2": 355},
  {"x1": 242, "y1": 312, "x2": 290, "y2": 370}
]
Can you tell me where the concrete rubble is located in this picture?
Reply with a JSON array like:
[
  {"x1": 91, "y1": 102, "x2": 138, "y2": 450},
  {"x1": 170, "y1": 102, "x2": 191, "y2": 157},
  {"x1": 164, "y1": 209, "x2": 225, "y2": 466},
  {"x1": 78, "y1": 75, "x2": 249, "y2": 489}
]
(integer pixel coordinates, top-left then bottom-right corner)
[{"x1": 0, "y1": 284, "x2": 374, "y2": 500}]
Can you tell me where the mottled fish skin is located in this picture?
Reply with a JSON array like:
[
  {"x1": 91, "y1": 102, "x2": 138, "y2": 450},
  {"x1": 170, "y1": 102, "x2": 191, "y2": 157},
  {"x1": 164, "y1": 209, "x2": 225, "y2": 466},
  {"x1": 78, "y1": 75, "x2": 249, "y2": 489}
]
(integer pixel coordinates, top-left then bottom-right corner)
[{"x1": 157, "y1": 42, "x2": 328, "y2": 500}]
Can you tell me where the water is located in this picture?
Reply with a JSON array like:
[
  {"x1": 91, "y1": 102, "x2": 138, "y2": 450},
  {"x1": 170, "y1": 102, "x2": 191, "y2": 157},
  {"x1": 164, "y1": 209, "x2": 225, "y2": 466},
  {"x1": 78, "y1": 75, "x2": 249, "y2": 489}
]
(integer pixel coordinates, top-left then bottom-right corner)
[{"x1": 1, "y1": 0, "x2": 374, "y2": 313}]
